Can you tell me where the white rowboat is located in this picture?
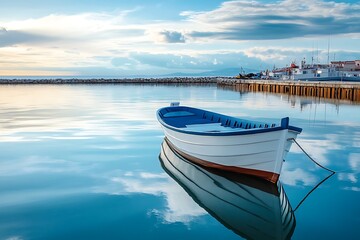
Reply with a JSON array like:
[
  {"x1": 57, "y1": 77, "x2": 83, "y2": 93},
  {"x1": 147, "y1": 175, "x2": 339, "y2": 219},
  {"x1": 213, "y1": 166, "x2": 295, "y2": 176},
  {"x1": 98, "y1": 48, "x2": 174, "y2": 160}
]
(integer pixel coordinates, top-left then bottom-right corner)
[{"x1": 157, "y1": 103, "x2": 302, "y2": 183}]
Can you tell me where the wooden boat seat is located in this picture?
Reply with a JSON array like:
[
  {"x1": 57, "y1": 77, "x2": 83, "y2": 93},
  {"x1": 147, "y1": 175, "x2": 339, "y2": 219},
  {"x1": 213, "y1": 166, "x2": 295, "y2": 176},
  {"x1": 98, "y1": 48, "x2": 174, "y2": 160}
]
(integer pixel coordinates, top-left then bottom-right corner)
[
  {"x1": 185, "y1": 123, "x2": 238, "y2": 132},
  {"x1": 162, "y1": 111, "x2": 195, "y2": 118}
]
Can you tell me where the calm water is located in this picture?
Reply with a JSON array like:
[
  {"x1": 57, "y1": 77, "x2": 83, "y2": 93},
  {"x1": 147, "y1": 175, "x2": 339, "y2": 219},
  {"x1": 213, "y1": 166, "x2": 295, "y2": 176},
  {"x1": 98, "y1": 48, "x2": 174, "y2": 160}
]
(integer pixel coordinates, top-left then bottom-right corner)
[{"x1": 0, "y1": 84, "x2": 359, "y2": 240}]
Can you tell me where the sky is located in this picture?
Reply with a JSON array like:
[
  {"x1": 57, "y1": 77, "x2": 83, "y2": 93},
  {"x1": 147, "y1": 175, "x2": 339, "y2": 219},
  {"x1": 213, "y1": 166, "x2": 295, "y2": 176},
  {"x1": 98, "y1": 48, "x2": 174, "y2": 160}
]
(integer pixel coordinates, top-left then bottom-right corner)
[{"x1": 0, "y1": 0, "x2": 360, "y2": 77}]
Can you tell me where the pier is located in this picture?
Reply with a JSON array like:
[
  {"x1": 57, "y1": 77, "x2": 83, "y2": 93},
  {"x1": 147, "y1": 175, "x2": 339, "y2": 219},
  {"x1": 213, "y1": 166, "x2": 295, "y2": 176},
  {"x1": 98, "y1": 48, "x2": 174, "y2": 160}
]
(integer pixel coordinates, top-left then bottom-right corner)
[{"x1": 217, "y1": 78, "x2": 360, "y2": 102}]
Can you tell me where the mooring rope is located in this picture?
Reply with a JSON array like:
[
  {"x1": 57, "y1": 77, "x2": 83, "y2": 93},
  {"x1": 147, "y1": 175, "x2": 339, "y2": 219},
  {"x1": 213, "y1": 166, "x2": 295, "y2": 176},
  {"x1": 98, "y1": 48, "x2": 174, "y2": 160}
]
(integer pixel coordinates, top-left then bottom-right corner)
[
  {"x1": 293, "y1": 171, "x2": 335, "y2": 212},
  {"x1": 287, "y1": 138, "x2": 336, "y2": 173}
]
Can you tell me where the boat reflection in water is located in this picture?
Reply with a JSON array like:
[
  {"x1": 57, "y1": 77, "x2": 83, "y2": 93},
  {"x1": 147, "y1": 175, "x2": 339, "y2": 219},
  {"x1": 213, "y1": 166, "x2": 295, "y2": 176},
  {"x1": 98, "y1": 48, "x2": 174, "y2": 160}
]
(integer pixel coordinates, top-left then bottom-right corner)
[{"x1": 159, "y1": 138, "x2": 296, "y2": 240}]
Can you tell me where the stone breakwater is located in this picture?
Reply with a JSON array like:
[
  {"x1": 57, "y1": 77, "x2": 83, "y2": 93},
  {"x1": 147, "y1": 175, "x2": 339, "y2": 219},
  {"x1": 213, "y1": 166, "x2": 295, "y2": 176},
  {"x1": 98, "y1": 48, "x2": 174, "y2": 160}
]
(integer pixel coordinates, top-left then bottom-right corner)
[{"x1": 0, "y1": 77, "x2": 220, "y2": 84}]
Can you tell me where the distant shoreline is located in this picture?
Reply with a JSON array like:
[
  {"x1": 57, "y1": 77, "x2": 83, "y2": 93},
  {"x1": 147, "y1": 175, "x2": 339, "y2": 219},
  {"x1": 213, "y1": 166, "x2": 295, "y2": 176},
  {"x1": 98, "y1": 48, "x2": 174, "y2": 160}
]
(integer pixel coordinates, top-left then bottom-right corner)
[
  {"x1": 2, "y1": 77, "x2": 359, "y2": 101},
  {"x1": 1, "y1": 77, "x2": 360, "y2": 85},
  {"x1": 0, "y1": 77, "x2": 221, "y2": 84}
]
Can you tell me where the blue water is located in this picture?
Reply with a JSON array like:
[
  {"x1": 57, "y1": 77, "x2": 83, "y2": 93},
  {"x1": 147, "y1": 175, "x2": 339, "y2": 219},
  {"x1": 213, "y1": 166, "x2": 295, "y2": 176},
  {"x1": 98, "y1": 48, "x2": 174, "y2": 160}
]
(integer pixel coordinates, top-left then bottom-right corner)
[{"x1": 0, "y1": 84, "x2": 359, "y2": 239}]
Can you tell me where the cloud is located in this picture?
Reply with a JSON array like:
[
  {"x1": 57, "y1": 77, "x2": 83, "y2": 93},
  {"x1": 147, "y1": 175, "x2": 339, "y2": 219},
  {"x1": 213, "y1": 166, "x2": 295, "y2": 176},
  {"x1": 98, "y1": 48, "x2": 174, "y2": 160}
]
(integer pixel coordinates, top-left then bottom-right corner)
[
  {"x1": 125, "y1": 51, "x2": 262, "y2": 71},
  {"x1": 130, "y1": 52, "x2": 199, "y2": 69},
  {"x1": 184, "y1": 0, "x2": 360, "y2": 40},
  {"x1": 243, "y1": 47, "x2": 310, "y2": 61},
  {"x1": 330, "y1": 50, "x2": 360, "y2": 61},
  {"x1": 154, "y1": 30, "x2": 186, "y2": 43},
  {"x1": 0, "y1": 29, "x2": 54, "y2": 47},
  {"x1": 242, "y1": 47, "x2": 360, "y2": 66},
  {"x1": 111, "y1": 57, "x2": 139, "y2": 68},
  {"x1": 1, "y1": 12, "x2": 146, "y2": 49}
]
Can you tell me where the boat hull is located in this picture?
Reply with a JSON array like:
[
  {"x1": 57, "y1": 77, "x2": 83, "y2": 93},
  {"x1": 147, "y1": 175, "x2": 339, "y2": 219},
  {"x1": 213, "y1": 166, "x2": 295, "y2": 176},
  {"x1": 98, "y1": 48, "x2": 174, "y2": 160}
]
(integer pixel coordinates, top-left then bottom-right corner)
[{"x1": 162, "y1": 126, "x2": 298, "y2": 183}]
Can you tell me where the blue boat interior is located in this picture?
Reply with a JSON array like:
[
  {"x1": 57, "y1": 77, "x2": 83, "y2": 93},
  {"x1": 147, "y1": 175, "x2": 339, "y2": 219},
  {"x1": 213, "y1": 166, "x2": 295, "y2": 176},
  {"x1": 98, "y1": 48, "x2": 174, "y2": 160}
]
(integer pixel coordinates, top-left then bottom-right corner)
[{"x1": 158, "y1": 106, "x2": 280, "y2": 131}]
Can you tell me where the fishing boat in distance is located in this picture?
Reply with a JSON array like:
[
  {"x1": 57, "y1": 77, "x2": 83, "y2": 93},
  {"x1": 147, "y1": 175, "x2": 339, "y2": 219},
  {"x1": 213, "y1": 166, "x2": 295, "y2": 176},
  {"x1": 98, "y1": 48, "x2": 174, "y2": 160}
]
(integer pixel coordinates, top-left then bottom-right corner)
[
  {"x1": 156, "y1": 103, "x2": 302, "y2": 183},
  {"x1": 159, "y1": 139, "x2": 296, "y2": 240}
]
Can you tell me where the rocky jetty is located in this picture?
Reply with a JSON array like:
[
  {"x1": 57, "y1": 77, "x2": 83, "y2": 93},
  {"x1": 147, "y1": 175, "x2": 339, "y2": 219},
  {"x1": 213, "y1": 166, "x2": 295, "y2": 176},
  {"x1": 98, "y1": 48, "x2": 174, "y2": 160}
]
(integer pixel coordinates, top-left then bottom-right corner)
[
  {"x1": 216, "y1": 78, "x2": 243, "y2": 85},
  {"x1": 0, "y1": 77, "x2": 220, "y2": 84}
]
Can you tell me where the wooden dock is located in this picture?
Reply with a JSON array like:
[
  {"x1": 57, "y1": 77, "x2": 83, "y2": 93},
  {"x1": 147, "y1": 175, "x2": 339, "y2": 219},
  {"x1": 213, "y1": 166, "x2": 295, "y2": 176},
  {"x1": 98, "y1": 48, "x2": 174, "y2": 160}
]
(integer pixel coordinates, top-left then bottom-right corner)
[{"x1": 217, "y1": 78, "x2": 360, "y2": 102}]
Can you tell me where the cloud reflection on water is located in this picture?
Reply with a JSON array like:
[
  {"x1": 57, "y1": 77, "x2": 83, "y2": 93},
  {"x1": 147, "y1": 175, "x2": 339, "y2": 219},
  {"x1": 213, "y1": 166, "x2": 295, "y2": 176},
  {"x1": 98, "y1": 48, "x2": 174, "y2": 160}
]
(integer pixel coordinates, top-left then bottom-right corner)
[
  {"x1": 0, "y1": 155, "x2": 91, "y2": 176},
  {"x1": 0, "y1": 85, "x2": 165, "y2": 144},
  {"x1": 337, "y1": 153, "x2": 360, "y2": 190},
  {"x1": 349, "y1": 153, "x2": 360, "y2": 172},
  {"x1": 104, "y1": 171, "x2": 207, "y2": 224},
  {"x1": 290, "y1": 135, "x2": 343, "y2": 165},
  {"x1": 280, "y1": 164, "x2": 318, "y2": 186}
]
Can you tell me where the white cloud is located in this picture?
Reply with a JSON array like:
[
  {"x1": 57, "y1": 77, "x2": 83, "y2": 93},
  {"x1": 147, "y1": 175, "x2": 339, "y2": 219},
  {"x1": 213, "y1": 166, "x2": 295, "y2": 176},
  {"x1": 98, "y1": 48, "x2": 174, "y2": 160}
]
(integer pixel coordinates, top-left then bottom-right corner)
[
  {"x1": 152, "y1": 30, "x2": 186, "y2": 43},
  {"x1": 243, "y1": 47, "x2": 311, "y2": 61},
  {"x1": 185, "y1": 0, "x2": 360, "y2": 40}
]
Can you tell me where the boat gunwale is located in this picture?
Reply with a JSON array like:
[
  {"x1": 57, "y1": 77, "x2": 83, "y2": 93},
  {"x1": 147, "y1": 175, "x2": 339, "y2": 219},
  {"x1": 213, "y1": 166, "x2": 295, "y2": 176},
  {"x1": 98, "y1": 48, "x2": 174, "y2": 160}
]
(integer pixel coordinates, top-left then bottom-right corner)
[{"x1": 157, "y1": 106, "x2": 302, "y2": 136}]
